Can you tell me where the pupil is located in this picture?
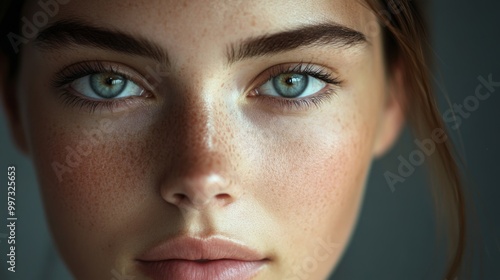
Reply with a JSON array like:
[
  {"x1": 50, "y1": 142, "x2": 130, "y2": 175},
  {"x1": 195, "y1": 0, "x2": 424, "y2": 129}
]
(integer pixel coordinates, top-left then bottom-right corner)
[
  {"x1": 104, "y1": 76, "x2": 123, "y2": 86},
  {"x1": 105, "y1": 77, "x2": 115, "y2": 86}
]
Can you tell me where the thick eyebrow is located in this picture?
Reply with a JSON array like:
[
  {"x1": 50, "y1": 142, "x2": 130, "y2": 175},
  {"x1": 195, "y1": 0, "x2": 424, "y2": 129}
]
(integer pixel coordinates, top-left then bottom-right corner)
[
  {"x1": 227, "y1": 23, "x2": 367, "y2": 64},
  {"x1": 34, "y1": 19, "x2": 169, "y2": 65}
]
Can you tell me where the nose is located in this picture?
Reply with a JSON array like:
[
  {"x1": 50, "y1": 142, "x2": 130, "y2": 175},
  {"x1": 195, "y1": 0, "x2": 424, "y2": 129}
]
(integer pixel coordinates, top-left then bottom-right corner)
[
  {"x1": 159, "y1": 96, "x2": 241, "y2": 211},
  {"x1": 161, "y1": 169, "x2": 235, "y2": 209}
]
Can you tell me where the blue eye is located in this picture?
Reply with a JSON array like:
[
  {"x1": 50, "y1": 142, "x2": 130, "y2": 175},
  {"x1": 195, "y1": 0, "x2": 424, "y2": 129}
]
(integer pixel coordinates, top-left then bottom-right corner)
[
  {"x1": 71, "y1": 72, "x2": 144, "y2": 99},
  {"x1": 258, "y1": 73, "x2": 326, "y2": 99}
]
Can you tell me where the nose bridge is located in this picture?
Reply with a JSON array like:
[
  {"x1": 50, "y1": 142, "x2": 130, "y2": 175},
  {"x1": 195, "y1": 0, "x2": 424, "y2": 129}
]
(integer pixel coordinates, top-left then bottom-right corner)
[
  {"x1": 173, "y1": 94, "x2": 228, "y2": 174},
  {"x1": 160, "y1": 87, "x2": 240, "y2": 210}
]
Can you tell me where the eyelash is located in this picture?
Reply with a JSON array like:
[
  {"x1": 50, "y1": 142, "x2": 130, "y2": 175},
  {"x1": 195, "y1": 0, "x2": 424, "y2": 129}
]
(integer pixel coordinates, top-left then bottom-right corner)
[
  {"x1": 253, "y1": 63, "x2": 342, "y2": 111},
  {"x1": 52, "y1": 61, "x2": 149, "y2": 113},
  {"x1": 52, "y1": 61, "x2": 342, "y2": 113}
]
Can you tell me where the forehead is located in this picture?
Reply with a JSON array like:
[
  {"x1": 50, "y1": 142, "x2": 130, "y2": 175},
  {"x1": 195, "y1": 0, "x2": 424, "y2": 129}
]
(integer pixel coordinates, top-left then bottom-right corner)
[
  {"x1": 25, "y1": 0, "x2": 374, "y2": 42},
  {"x1": 22, "y1": 0, "x2": 379, "y2": 77}
]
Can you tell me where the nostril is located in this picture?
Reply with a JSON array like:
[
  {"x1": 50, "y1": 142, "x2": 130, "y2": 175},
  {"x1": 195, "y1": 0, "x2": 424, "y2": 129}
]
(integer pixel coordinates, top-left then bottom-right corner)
[
  {"x1": 160, "y1": 175, "x2": 237, "y2": 209},
  {"x1": 215, "y1": 193, "x2": 231, "y2": 200},
  {"x1": 172, "y1": 193, "x2": 187, "y2": 204}
]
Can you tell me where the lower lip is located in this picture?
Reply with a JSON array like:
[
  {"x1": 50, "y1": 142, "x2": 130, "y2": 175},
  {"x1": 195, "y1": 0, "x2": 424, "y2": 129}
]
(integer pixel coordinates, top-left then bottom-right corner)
[{"x1": 138, "y1": 259, "x2": 267, "y2": 280}]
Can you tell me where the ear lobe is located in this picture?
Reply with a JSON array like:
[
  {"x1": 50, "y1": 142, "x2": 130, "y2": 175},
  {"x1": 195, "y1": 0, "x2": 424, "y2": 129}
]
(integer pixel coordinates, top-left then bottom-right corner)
[
  {"x1": 373, "y1": 61, "x2": 406, "y2": 158},
  {"x1": 0, "y1": 53, "x2": 29, "y2": 155}
]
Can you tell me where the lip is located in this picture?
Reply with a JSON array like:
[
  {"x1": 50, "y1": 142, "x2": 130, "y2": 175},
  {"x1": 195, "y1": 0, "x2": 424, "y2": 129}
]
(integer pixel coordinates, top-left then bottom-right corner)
[{"x1": 137, "y1": 236, "x2": 269, "y2": 280}]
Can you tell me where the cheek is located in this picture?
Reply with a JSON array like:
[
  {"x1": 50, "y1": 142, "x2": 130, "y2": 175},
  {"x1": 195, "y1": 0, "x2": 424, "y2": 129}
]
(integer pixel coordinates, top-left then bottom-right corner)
[
  {"x1": 256, "y1": 117, "x2": 374, "y2": 229},
  {"x1": 248, "y1": 114, "x2": 375, "y2": 278},
  {"x1": 31, "y1": 116, "x2": 161, "y2": 226},
  {"x1": 23, "y1": 98, "x2": 161, "y2": 275}
]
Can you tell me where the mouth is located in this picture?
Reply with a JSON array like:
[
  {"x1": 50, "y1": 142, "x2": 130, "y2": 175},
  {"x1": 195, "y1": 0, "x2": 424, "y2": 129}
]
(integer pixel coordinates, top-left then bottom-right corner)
[{"x1": 136, "y1": 236, "x2": 270, "y2": 280}]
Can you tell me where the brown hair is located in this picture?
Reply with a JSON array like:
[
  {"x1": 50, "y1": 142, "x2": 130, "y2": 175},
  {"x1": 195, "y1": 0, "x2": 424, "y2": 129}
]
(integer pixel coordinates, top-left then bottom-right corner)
[
  {"x1": 365, "y1": 0, "x2": 467, "y2": 278},
  {"x1": 1, "y1": 0, "x2": 468, "y2": 278}
]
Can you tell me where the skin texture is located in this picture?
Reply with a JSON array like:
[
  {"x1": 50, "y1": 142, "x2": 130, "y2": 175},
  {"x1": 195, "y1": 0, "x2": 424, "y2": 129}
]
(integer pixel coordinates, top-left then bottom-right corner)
[{"x1": 1, "y1": 0, "x2": 405, "y2": 279}]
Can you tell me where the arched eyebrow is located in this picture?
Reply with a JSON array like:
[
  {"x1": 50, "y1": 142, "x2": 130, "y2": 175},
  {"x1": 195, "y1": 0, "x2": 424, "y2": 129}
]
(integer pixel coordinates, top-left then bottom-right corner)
[
  {"x1": 35, "y1": 19, "x2": 170, "y2": 65},
  {"x1": 226, "y1": 23, "x2": 367, "y2": 64},
  {"x1": 34, "y1": 20, "x2": 366, "y2": 67}
]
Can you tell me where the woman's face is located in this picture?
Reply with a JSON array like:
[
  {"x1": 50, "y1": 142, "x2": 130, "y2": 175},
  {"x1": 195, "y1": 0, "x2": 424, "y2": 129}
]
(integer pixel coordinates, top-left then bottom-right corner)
[{"x1": 4, "y1": 0, "x2": 403, "y2": 279}]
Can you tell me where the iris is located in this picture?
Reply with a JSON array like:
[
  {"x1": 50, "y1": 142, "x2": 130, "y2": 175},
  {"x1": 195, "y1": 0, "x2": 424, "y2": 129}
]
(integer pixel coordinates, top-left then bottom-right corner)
[
  {"x1": 272, "y1": 74, "x2": 309, "y2": 98},
  {"x1": 89, "y1": 73, "x2": 128, "y2": 98}
]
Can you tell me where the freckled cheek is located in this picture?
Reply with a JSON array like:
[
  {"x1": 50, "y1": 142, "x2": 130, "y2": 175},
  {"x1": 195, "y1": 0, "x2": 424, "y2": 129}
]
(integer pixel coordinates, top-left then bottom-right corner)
[
  {"x1": 31, "y1": 123, "x2": 153, "y2": 239},
  {"x1": 253, "y1": 120, "x2": 374, "y2": 236},
  {"x1": 287, "y1": 142, "x2": 363, "y2": 212},
  {"x1": 243, "y1": 121, "x2": 373, "y2": 275}
]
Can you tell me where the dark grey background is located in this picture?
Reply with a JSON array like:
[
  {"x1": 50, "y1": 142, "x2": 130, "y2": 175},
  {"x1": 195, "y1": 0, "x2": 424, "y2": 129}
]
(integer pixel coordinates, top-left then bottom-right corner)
[{"x1": 1, "y1": 0, "x2": 499, "y2": 279}]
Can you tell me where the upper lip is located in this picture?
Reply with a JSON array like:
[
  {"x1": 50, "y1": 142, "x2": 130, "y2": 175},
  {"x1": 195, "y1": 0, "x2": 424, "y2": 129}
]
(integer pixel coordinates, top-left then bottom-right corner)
[{"x1": 137, "y1": 236, "x2": 268, "y2": 262}]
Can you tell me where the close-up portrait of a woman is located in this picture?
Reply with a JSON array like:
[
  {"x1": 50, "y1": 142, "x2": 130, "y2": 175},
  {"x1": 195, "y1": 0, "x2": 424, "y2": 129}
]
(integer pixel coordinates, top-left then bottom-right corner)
[{"x1": 0, "y1": 0, "x2": 499, "y2": 279}]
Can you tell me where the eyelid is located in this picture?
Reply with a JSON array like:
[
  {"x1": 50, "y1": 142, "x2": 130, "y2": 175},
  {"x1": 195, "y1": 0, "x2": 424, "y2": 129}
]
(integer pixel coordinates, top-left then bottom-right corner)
[
  {"x1": 245, "y1": 62, "x2": 343, "y2": 113},
  {"x1": 51, "y1": 61, "x2": 156, "y2": 114},
  {"x1": 52, "y1": 60, "x2": 156, "y2": 94},
  {"x1": 249, "y1": 62, "x2": 342, "y2": 94}
]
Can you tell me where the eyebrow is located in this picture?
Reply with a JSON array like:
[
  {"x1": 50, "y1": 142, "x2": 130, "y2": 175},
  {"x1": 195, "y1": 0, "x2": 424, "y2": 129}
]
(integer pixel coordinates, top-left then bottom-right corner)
[
  {"x1": 226, "y1": 23, "x2": 367, "y2": 64},
  {"x1": 35, "y1": 19, "x2": 169, "y2": 65},
  {"x1": 35, "y1": 20, "x2": 366, "y2": 67}
]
